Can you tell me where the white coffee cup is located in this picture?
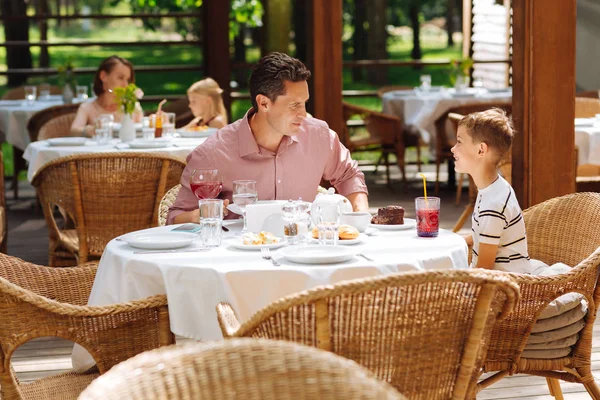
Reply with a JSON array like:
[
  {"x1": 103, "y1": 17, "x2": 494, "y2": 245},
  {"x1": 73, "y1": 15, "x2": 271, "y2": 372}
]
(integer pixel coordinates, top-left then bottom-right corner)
[{"x1": 339, "y1": 212, "x2": 372, "y2": 232}]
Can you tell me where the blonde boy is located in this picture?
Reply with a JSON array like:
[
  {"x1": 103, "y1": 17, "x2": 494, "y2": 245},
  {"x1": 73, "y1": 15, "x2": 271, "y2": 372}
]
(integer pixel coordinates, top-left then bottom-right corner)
[{"x1": 451, "y1": 108, "x2": 533, "y2": 273}]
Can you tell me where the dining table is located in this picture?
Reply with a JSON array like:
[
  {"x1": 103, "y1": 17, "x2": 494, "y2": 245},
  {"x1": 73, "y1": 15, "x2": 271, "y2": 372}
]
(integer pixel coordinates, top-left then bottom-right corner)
[
  {"x1": 72, "y1": 218, "x2": 469, "y2": 371},
  {"x1": 574, "y1": 119, "x2": 600, "y2": 165}
]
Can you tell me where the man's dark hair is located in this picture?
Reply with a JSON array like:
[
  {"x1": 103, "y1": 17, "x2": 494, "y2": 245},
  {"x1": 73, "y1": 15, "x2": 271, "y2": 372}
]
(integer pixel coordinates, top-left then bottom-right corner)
[{"x1": 249, "y1": 52, "x2": 311, "y2": 111}]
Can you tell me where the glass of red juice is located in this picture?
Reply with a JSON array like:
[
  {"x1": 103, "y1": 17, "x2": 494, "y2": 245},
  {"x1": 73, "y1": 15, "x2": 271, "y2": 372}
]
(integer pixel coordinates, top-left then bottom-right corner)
[
  {"x1": 415, "y1": 197, "x2": 440, "y2": 237},
  {"x1": 190, "y1": 169, "x2": 223, "y2": 200}
]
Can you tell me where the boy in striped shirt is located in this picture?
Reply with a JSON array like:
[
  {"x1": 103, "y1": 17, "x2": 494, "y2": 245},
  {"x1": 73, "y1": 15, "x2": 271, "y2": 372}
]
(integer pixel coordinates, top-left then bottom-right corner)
[{"x1": 451, "y1": 108, "x2": 533, "y2": 274}]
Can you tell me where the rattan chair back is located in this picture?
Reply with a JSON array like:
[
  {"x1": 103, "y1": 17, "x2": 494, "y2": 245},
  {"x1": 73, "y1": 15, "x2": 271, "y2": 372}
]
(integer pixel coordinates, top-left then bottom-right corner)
[
  {"x1": 158, "y1": 184, "x2": 181, "y2": 226},
  {"x1": 217, "y1": 269, "x2": 520, "y2": 400},
  {"x1": 480, "y1": 193, "x2": 600, "y2": 396},
  {"x1": 0, "y1": 152, "x2": 6, "y2": 254},
  {"x1": 79, "y1": 339, "x2": 406, "y2": 400},
  {"x1": 376, "y1": 85, "x2": 413, "y2": 99},
  {"x1": 28, "y1": 103, "x2": 80, "y2": 142},
  {"x1": 31, "y1": 153, "x2": 185, "y2": 264}
]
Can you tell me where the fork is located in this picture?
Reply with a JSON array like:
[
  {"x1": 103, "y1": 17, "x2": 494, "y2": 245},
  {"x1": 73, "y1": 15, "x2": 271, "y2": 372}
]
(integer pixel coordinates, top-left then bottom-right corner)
[
  {"x1": 357, "y1": 253, "x2": 374, "y2": 262},
  {"x1": 261, "y1": 247, "x2": 280, "y2": 266}
]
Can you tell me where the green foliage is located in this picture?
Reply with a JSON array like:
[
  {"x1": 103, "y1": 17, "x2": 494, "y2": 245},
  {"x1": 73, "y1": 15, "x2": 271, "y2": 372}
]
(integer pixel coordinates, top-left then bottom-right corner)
[
  {"x1": 230, "y1": 0, "x2": 264, "y2": 41},
  {"x1": 57, "y1": 57, "x2": 77, "y2": 88},
  {"x1": 114, "y1": 83, "x2": 144, "y2": 114},
  {"x1": 449, "y1": 58, "x2": 473, "y2": 86}
]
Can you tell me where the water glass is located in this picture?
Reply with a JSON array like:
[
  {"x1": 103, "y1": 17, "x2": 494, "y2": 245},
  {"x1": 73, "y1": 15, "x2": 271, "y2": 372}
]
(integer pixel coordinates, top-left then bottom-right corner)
[
  {"x1": 233, "y1": 180, "x2": 258, "y2": 235},
  {"x1": 419, "y1": 75, "x2": 432, "y2": 91},
  {"x1": 315, "y1": 203, "x2": 341, "y2": 246},
  {"x1": 24, "y1": 86, "x2": 37, "y2": 104},
  {"x1": 39, "y1": 83, "x2": 50, "y2": 100},
  {"x1": 76, "y1": 85, "x2": 88, "y2": 102},
  {"x1": 415, "y1": 197, "x2": 440, "y2": 238},
  {"x1": 199, "y1": 199, "x2": 223, "y2": 247},
  {"x1": 162, "y1": 112, "x2": 176, "y2": 138},
  {"x1": 94, "y1": 114, "x2": 114, "y2": 144}
]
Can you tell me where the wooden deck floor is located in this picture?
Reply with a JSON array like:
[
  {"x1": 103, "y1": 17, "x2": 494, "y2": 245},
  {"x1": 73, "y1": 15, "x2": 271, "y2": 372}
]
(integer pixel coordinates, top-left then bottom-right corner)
[{"x1": 5, "y1": 165, "x2": 599, "y2": 398}]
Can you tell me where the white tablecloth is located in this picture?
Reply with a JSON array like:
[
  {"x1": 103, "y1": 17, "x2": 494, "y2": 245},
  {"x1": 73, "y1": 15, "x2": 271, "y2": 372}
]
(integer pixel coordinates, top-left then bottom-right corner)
[
  {"x1": 23, "y1": 137, "x2": 208, "y2": 182},
  {"x1": 72, "y1": 221, "x2": 468, "y2": 370},
  {"x1": 0, "y1": 97, "x2": 64, "y2": 150},
  {"x1": 382, "y1": 88, "x2": 512, "y2": 148},
  {"x1": 575, "y1": 125, "x2": 600, "y2": 165}
]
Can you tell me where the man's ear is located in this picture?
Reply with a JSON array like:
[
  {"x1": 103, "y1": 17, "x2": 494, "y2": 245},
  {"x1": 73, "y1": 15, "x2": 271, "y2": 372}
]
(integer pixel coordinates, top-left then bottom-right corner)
[{"x1": 255, "y1": 94, "x2": 270, "y2": 112}]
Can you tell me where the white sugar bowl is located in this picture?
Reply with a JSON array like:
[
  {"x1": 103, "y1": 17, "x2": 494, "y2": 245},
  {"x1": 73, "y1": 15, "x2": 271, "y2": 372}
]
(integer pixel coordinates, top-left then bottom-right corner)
[{"x1": 310, "y1": 187, "x2": 353, "y2": 225}]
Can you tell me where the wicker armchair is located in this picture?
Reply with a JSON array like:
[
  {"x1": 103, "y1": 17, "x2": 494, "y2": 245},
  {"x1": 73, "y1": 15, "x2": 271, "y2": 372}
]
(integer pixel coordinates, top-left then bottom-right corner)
[
  {"x1": 158, "y1": 184, "x2": 181, "y2": 226},
  {"x1": 575, "y1": 98, "x2": 600, "y2": 118},
  {"x1": 478, "y1": 192, "x2": 600, "y2": 398},
  {"x1": 0, "y1": 253, "x2": 174, "y2": 400},
  {"x1": 79, "y1": 339, "x2": 405, "y2": 400},
  {"x1": 434, "y1": 102, "x2": 512, "y2": 194},
  {"x1": 0, "y1": 153, "x2": 6, "y2": 254},
  {"x1": 27, "y1": 104, "x2": 81, "y2": 142},
  {"x1": 342, "y1": 102, "x2": 422, "y2": 187},
  {"x1": 31, "y1": 153, "x2": 185, "y2": 266},
  {"x1": 217, "y1": 269, "x2": 520, "y2": 400},
  {"x1": 577, "y1": 90, "x2": 600, "y2": 99},
  {"x1": 376, "y1": 85, "x2": 414, "y2": 99}
]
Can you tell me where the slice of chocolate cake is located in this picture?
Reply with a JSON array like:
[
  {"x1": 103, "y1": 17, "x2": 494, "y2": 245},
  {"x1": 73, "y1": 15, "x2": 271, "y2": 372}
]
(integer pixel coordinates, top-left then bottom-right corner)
[{"x1": 371, "y1": 205, "x2": 405, "y2": 225}]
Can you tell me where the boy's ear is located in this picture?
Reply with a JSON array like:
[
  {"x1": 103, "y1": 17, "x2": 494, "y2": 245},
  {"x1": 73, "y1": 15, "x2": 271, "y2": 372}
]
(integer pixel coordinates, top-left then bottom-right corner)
[{"x1": 478, "y1": 142, "x2": 489, "y2": 157}]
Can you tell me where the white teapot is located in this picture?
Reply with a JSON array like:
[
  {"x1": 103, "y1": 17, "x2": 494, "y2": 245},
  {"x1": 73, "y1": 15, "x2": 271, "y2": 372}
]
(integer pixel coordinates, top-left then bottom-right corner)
[{"x1": 311, "y1": 187, "x2": 353, "y2": 225}]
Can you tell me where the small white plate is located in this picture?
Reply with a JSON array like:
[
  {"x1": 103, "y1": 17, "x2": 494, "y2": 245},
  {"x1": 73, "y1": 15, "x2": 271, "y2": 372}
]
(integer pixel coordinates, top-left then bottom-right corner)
[
  {"x1": 120, "y1": 231, "x2": 196, "y2": 250},
  {"x1": 280, "y1": 245, "x2": 355, "y2": 264},
  {"x1": 127, "y1": 139, "x2": 173, "y2": 149},
  {"x1": 575, "y1": 118, "x2": 595, "y2": 127},
  {"x1": 47, "y1": 137, "x2": 88, "y2": 146},
  {"x1": 230, "y1": 238, "x2": 286, "y2": 251},
  {"x1": 369, "y1": 218, "x2": 417, "y2": 231},
  {"x1": 177, "y1": 127, "x2": 218, "y2": 138},
  {"x1": 227, "y1": 204, "x2": 244, "y2": 215},
  {"x1": 310, "y1": 233, "x2": 367, "y2": 245}
]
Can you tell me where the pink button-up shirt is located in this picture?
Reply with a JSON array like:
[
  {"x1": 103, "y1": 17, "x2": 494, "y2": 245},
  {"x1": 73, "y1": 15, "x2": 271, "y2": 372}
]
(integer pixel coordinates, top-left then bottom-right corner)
[{"x1": 167, "y1": 110, "x2": 368, "y2": 224}]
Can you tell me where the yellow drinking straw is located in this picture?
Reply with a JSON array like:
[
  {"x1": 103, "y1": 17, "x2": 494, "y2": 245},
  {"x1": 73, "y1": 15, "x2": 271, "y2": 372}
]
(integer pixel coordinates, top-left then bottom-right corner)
[{"x1": 419, "y1": 173, "x2": 428, "y2": 200}]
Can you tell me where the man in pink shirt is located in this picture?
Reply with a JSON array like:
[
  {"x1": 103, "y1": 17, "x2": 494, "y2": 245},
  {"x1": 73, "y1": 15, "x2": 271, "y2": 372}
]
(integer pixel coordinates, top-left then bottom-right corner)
[{"x1": 167, "y1": 52, "x2": 369, "y2": 225}]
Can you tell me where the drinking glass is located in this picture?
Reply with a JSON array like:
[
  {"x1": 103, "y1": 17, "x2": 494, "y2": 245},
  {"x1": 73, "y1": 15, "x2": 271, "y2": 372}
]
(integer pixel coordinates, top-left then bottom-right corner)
[
  {"x1": 415, "y1": 197, "x2": 440, "y2": 238},
  {"x1": 315, "y1": 203, "x2": 341, "y2": 246},
  {"x1": 233, "y1": 180, "x2": 258, "y2": 235},
  {"x1": 199, "y1": 199, "x2": 223, "y2": 247},
  {"x1": 190, "y1": 169, "x2": 222, "y2": 201},
  {"x1": 24, "y1": 86, "x2": 37, "y2": 105},
  {"x1": 419, "y1": 75, "x2": 432, "y2": 91},
  {"x1": 94, "y1": 114, "x2": 114, "y2": 144},
  {"x1": 38, "y1": 83, "x2": 50, "y2": 100},
  {"x1": 162, "y1": 112, "x2": 176, "y2": 139},
  {"x1": 76, "y1": 85, "x2": 88, "y2": 102}
]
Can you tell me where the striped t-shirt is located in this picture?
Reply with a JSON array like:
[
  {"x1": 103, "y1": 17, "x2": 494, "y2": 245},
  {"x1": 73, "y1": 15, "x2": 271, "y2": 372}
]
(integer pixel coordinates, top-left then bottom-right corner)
[{"x1": 471, "y1": 175, "x2": 533, "y2": 274}]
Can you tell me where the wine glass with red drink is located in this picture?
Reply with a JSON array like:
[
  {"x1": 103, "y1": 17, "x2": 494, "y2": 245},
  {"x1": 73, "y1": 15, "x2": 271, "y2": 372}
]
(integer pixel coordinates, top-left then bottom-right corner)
[{"x1": 190, "y1": 169, "x2": 223, "y2": 200}]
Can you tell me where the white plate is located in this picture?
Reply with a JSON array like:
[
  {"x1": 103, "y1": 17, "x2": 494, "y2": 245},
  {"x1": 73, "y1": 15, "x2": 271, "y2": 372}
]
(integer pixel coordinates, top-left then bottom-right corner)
[
  {"x1": 280, "y1": 245, "x2": 355, "y2": 264},
  {"x1": 127, "y1": 139, "x2": 173, "y2": 149},
  {"x1": 47, "y1": 137, "x2": 88, "y2": 146},
  {"x1": 120, "y1": 231, "x2": 196, "y2": 250},
  {"x1": 177, "y1": 127, "x2": 218, "y2": 138},
  {"x1": 227, "y1": 204, "x2": 244, "y2": 215},
  {"x1": 229, "y1": 237, "x2": 286, "y2": 251},
  {"x1": 575, "y1": 118, "x2": 595, "y2": 127},
  {"x1": 310, "y1": 233, "x2": 367, "y2": 245},
  {"x1": 369, "y1": 218, "x2": 416, "y2": 231}
]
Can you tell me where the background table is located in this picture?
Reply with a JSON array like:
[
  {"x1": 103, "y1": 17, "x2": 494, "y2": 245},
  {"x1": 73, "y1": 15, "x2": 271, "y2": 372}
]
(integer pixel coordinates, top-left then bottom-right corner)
[
  {"x1": 23, "y1": 137, "x2": 209, "y2": 182},
  {"x1": 575, "y1": 125, "x2": 600, "y2": 165}
]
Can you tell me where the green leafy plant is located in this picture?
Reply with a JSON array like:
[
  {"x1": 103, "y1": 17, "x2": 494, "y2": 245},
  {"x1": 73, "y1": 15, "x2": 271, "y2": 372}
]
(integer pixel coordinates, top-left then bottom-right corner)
[
  {"x1": 449, "y1": 58, "x2": 474, "y2": 86},
  {"x1": 113, "y1": 83, "x2": 144, "y2": 115},
  {"x1": 57, "y1": 57, "x2": 77, "y2": 88}
]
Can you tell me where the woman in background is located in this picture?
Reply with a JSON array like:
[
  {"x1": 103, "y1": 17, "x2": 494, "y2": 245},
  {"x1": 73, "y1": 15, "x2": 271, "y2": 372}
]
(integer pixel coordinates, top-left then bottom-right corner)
[
  {"x1": 71, "y1": 55, "x2": 143, "y2": 137},
  {"x1": 183, "y1": 77, "x2": 227, "y2": 129}
]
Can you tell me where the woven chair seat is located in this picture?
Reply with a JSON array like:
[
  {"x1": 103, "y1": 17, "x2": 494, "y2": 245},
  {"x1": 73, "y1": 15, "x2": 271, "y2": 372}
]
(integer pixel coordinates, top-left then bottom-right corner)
[{"x1": 18, "y1": 369, "x2": 99, "y2": 400}]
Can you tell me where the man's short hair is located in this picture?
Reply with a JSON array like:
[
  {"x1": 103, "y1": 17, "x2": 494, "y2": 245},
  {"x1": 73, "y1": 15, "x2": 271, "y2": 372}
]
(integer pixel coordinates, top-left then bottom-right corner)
[
  {"x1": 459, "y1": 108, "x2": 514, "y2": 158},
  {"x1": 249, "y1": 52, "x2": 311, "y2": 111}
]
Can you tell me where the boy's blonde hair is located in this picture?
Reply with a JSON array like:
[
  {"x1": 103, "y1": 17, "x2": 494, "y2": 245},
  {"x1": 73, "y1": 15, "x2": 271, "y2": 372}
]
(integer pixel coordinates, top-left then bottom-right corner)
[
  {"x1": 187, "y1": 77, "x2": 228, "y2": 124},
  {"x1": 458, "y1": 108, "x2": 514, "y2": 158}
]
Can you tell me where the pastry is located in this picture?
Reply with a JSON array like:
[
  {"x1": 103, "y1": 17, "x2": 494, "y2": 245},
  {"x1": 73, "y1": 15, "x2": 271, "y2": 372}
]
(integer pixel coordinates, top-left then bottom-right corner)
[
  {"x1": 338, "y1": 224, "x2": 359, "y2": 240},
  {"x1": 312, "y1": 226, "x2": 320, "y2": 239},
  {"x1": 371, "y1": 205, "x2": 405, "y2": 225},
  {"x1": 243, "y1": 231, "x2": 280, "y2": 245}
]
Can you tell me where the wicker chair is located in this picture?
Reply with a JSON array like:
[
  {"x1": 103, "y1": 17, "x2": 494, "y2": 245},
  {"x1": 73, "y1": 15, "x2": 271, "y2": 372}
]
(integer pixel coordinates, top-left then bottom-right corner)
[
  {"x1": 434, "y1": 102, "x2": 512, "y2": 194},
  {"x1": 158, "y1": 184, "x2": 181, "y2": 227},
  {"x1": 217, "y1": 269, "x2": 520, "y2": 400},
  {"x1": 575, "y1": 98, "x2": 600, "y2": 118},
  {"x1": 79, "y1": 339, "x2": 406, "y2": 400},
  {"x1": 376, "y1": 85, "x2": 414, "y2": 99},
  {"x1": 342, "y1": 102, "x2": 422, "y2": 187},
  {"x1": 31, "y1": 153, "x2": 185, "y2": 266},
  {"x1": 478, "y1": 192, "x2": 600, "y2": 399},
  {"x1": 576, "y1": 164, "x2": 600, "y2": 192},
  {"x1": 27, "y1": 103, "x2": 81, "y2": 142},
  {"x1": 0, "y1": 253, "x2": 174, "y2": 400},
  {"x1": 577, "y1": 90, "x2": 600, "y2": 99}
]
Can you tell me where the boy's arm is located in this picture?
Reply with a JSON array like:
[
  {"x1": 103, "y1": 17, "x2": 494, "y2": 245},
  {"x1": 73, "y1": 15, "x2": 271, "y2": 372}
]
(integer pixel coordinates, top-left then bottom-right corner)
[
  {"x1": 476, "y1": 243, "x2": 499, "y2": 269},
  {"x1": 462, "y1": 233, "x2": 473, "y2": 246}
]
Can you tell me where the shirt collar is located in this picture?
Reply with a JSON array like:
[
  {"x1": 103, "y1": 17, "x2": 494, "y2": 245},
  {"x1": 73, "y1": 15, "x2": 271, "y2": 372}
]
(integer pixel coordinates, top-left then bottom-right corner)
[{"x1": 238, "y1": 109, "x2": 300, "y2": 157}]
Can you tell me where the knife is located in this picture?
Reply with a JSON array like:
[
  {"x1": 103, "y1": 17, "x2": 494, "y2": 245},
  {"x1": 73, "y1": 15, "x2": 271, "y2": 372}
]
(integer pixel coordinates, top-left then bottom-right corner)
[{"x1": 133, "y1": 248, "x2": 212, "y2": 254}]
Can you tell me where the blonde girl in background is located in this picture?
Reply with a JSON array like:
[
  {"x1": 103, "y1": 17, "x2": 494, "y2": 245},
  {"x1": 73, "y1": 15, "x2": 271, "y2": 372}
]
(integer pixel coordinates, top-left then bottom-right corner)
[{"x1": 184, "y1": 77, "x2": 227, "y2": 130}]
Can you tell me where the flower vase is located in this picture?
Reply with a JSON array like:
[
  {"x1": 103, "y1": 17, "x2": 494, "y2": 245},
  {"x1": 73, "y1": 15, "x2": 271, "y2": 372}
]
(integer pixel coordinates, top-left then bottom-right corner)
[
  {"x1": 119, "y1": 114, "x2": 136, "y2": 143},
  {"x1": 62, "y1": 85, "x2": 74, "y2": 104}
]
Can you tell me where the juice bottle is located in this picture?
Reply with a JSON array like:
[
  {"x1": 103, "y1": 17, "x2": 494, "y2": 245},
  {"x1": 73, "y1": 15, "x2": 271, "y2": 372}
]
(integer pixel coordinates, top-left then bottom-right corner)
[{"x1": 154, "y1": 112, "x2": 163, "y2": 138}]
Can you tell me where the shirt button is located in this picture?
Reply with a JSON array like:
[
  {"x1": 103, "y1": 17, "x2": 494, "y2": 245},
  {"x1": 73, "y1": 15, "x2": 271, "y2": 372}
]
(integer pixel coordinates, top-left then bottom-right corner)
[{"x1": 277, "y1": 179, "x2": 281, "y2": 184}]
